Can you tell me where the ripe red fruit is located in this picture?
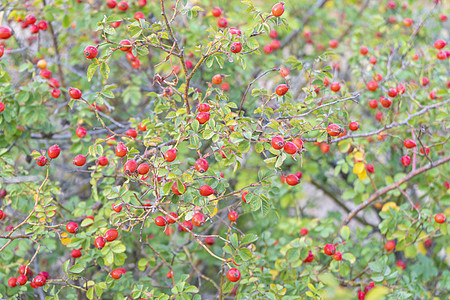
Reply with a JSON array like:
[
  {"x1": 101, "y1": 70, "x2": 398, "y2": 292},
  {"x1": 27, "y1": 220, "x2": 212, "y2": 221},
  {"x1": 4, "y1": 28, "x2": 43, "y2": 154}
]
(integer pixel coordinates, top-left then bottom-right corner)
[
  {"x1": 388, "y1": 88, "x2": 398, "y2": 98},
  {"x1": 124, "y1": 159, "x2": 138, "y2": 174},
  {"x1": 366, "y1": 164, "x2": 375, "y2": 173},
  {"x1": 404, "y1": 139, "x2": 416, "y2": 148},
  {"x1": 198, "y1": 103, "x2": 210, "y2": 112},
  {"x1": 264, "y1": 44, "x2": 273, "y2": 54},
  {"x1": 241, "y1": 191, "x2": 249, "y2": 203},
  {"x1": 439, "y1": 14, "x2": 448, "y2": 22},
  {"x1": 180, "y1": 220, "x2": 193, "y2": 231},
  {"x1": 167, "y1": 270, "x2": 174, "y2": 278},
  {"x1": 172, "y1": 181, "x2": 186, "y2": 195},
  {"x1": 435, "y1": 213, "x2": 446, "y2": 223},
  {"x1": 349, "y1": 122, "x2": 359, "y2": 131},
  {"x1": 196, "y1": 112, "x2": 210, "y2": 124},
  {"x1": 269, "y1": 29, "x2": 278, "y2": 38},
  {"x1": 137, "y1": 163, "x2": 149, "y2": 175},
  {"x1": 138, "y1": 121, "x2": 146, "y2": 131},
  {"x1": 76, "y1": 126, "x2": 87, "y2": 138},
  {"x1": 115, "y1": 143, "x2": 128, "y2": 157},
  {"x1": 397, "y1": 83, "x2": 405, "y2": 94},
  {"x1": 230, "y1": 42, "x2": 242, "y2": 53},
  {"x1": 19, "y1": 265, "x2": 33, "y2": 276},
  {"x1": 284, "y1": 142, "x2": 298, "y2": 154},
  {"x1": 217, "y1": 17, "x2": 228, "y2": 28},
  {"x1": 436, "y1": 51, "x2": 446, "y2": 60},
  {"x1": 195, "y1": 158, "x2": 209, "y2": 173},
  {"x1": 84, "y1": 46, "x2": 98, "y2": 59},
  {"x1": 0, "y1": 26, "x2": 12, "y2": 39},
  {"x1": 271, "y1": 2, "x2": 285, "y2": 17},
  {"x1": 324, "y1": 243, "x2": 336, "y2": 255},
  {"x1": 385, "y1": 240, "x2": 396, "y2": 251},
  {"x1": 271, "y1": 135, "x2": 285, "y2": 149},
  {"x1": 155, "y1": 216, "x2": 167, "y2": 227},
  {"x1": 212, "y1": 7, "x2": 222, "y2": 17},
  {"x1": 37, "y1": 20, "x2": 48, "y2": 31},
  {"x1": 303, "y1": 251, "x2": 314, "y2": 263},
  {"x1": 369, "y1": 57, "x2": 377, "y2": 65},
  {"x1": 327, "y1": 124, "x2": 341, "y2": 136},
  {"x1": 401, "y1": 155, "x2": 411, "y2": 166},
  {"x1": 0, "y1": 209, "x2": 4, "y2": 220},
  {"x1": 434, "y1": 39, "x2": 446, "y2": 50},
  {"x1": 135, "y1": 11, "x2": 145, "y2": 20},
  {"x1": 106, "y1": 0, "x2": 117, "y2": 8},
  {"x1": 73, "y1": 154, "x2": 87, "y2": 166},
  {"x1": 112, "y1": 203, "x2": 122, "y2": 212},
  {"x1": 69, "y1": 88, "x2": 82, "y2": 99},
  {"x1": 320, "y1": 143, "x2": 330, "y2": 153},
  {"x1": 380, "y1": 96, "x2": 392, "y2": 108},
  {"x1": 199, "y1": 185, "x2": 215, "y2": 196},
  {"x1": 280, "y1": 67, "x2": 290, "y2": 77},
  {"x1": 330, "y1": 82, "x2": 341, "y2": 92},
  {"x1": 403, "y1": 18, "x2": 413, "y2": 27},
  {"x1": 66, "y1": 222, "x2": 79, "y2": 234},
  {"x1": 25, "y1": 14, "x2": 37, "y2": 25},
  {"x1": 329, "y1": 40, "x2": 338, "y2": 48},
  {"x1": 36, "y1": 156, "x2": 48, "y2": 167},
  {"x1": 286, "y1": 174, "x2": 299, "y2": 186},
  {"x1": 94, "y1": 237, "x2": 106, "y2": 249},
  {"x1": 212, "y1": 74, "x2": 223, "y2": 85},
  {"x1": 366, "y1": 80, "x2": 378, "y2": 91},
  {"x1": 49, "y1": 78, "x2": 60, "y2": 88},
  {"x1": 119, "y1": 40, "x2": 132, "y2": 52},
  {"x1": 270, "y1": 39, "x2": 281, "y2": 50},
  {"x1": 292, "y1": 138, "x2": 303, "y2": 149},
  {"x1": 227, "y1": 268, "x2": 241, "y2": 282},
  {"x1": 167, "y1": 212, "x2": 178, "y2": 224},
  {"x1": 110, "y1": 268, "x2": 124, "y2": 279},
  {"x1": 117, "y1": 1, "x2": 129, "y2": 11},
  {"x1": 369, "y1": 99, "x2": 378, "y2": 109},
  {"x1": 51, "y1": 89, "x2": 61, "y2": 98},
  {"x1": 8, "y1": 277, "x2": 17, "y2": 287},
  {"x1": 192, "y1": 212, "x2": 206, "y2": 227},
  {"x1": 358, "y1": 291, "x2": 366, "y2": 300},
  {"x1": 333, "y1": 252, "x2": 342, "y2": 261},
  {"x1": 97, "y1": 156, "x2": 109, "y2": 166},
  {"x1": 300, "y1": 228, "x2": 308, "y2": 235},
  {"x1": 40, "y1": 69, "x2": 52, "y2": 79},
  {"x1": 30, "y1": 24, "x2": 39, "y2": 34},
  {"x1": 421, "y1": 77, "x2": 429, "y2": 86},
  {"x1": 275, "y1": 84, "x2": 289, "y2": 96},
  {"x1": 420, "y1": 147, "x2": 430, "y2": 155},
  {"x1": 165, "y1": 149, "x2": 177, "y2": 162},
  {"x1": 17, "y1": 275, "x2": 27, "y2": 285},
  {"x1": 228, "y1": 211, "x2": 238, "y2": 222},
  {"x1": 105, "y1": 228, "x2": 119, "y2": 242},
  {"x1": 126, "y1": 129, "x2": 137, "y2": 138},
  {"x1": 360, "y1": 46, "x2": 369, "y2": 55},
  {"x1": 205, "y1": 236, "x2": 215, "y2": 245},
  {"x1": 71, "y1": 249, "x2": 82, "y2": 258},
  {"x1": 229, "y1": 27, "x2": 241, "y2": 35},
  {"x1": 387, "y1": 0, "x2": 396, "y2": 9}
]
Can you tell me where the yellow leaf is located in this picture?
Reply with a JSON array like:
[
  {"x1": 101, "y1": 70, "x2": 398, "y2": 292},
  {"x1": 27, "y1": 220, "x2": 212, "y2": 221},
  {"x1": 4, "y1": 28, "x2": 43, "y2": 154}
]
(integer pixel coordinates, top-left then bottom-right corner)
[
  {"x1": 417, "y1": 242, "x2": 427, "y2": 255},
  {"x1": 353, "y1": 162, "x2": 365, "y2": 174},
  {"x1": 61, "y1": 232, "x2": 68, "y2": 238},
  {"x1": 357, "y1": 168, "x2": 367, "y2": 181},
  {"x1": 381, "y1": 202, "x2": 399, "y2": 212},
  {"x1": 61, "y1": 238, "x2": 71, "y2": 245},
  {"x1": 269, "y1": 269, "x2": 279, "y2": 280},
  {"x1": 354, "y1": 151, "x2": 364, "y2": 162}
]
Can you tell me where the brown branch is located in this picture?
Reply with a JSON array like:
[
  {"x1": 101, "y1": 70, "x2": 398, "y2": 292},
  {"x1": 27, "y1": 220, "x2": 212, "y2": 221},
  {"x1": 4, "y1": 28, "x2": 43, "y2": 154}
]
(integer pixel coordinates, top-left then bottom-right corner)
[{"x1": 342, "y1": 155, "x2": 450, "y2": 226}]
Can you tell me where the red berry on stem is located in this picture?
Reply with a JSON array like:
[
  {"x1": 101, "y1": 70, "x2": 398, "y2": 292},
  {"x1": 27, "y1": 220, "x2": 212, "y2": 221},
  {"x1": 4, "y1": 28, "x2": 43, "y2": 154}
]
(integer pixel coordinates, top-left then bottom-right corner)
[
  {"x1": 192, "y1": 212, "x2": 206, "y2": 227},
  {"x1": 385, "y1": 240, "x2": 396, "y2": 251},
  {"x1": 227, "y1": 268, "x2": 241, "y2": 282},
  {"x1": 95, "y1": 236, "x2": 106, "y2": 249},
  {"x1": 98, "y1": 156, "x2": 108, "y2": 166},
  {"x1": 228, "y1": 211, "x2": 238, "y2": 222},
  {"x1": 84, "y1": 46, "x2": 98, "y2": 59},
  {"x1": 212, "y1": 7, "x2": 222, "y2": 17},
  {"x1": 230, "y1": 42, "x2": 242, "y2": 53},
  {"x1": 286, "y1": 174, "x2": 299, "y2": 186},
  {"x1": 167, "y1": 212, "x2": 178, "y2": 223},
  {"x1": 76, "y1": 126, "x2": 87, "y2": 138},
  {"x1": 404, "y1": 139, "x2": 416, "y2": 148},
  {"x1": 66, "y1": 222, "x2": 78, "y2": 234},
  {"x1": 349, "y1": 122, "x2": 359, "y2": 131},
  {"x1": 105, "y1": 228, "x2": 118, "y2": 241},
  {"x1": 196, "y1": 112, "x2": 210, "y2": 124},
  {"x1": 435, "y1": 213, "x2": 446, "y2": 223},
  {"x1": 324, "y1": 243, "x2": 336, "y2": 255},
  {"x1": 73, "y1": 154, "x2": 86, "y2": 166},
  {"x1": 271, "y1": 135, "x2": 285, "y2": 150},
  {"x1": 275, "y1": 84, "x2": 289, "y2": 96},
  {"x1": 115, "y1": 143, "x2": 127, "y2": 157},
  {"x1": 272, "y1": 2, "x2": 285, "y2": 17},
  {"x1": 69, "y1": 88, "x2": 82, "y2": 99},
  {"x1": 155, "y1": 216, "x2": 167, "y2": 226},
  {"x1": 124, "y1": 159, "x2": 138, "y2": 174},
  {"x1": 401, "y1": 155, "x2": 411, "y2": 166},
  {"x1": 195, "y1": 158, "x2": 209, "y2": 173},
  {"x1": 199, "y1": 185, "x2": 215, "y2": 196},
  {"x1": 327, "y1": 124, "x2": 341, "y2": 136},
  {"x1": 330, "y1": 82, "x2": 341, "y2": 92},
  {"x1": 165, "y1": 149, "x2": 177, "y2": 162}
]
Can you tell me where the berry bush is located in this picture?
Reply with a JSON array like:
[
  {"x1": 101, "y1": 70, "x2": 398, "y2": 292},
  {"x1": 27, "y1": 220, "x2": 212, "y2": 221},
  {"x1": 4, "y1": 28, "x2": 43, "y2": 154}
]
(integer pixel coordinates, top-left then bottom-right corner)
[{"x1": 0, "y1": 0, "x2": 449, "y2": 299}]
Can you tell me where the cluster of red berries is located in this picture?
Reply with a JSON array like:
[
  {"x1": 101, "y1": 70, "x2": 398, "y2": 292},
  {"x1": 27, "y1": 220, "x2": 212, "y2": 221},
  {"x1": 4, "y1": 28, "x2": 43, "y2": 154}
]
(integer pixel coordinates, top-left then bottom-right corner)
[
  {"x1": 16, "y1": 15, "x2": 48, "y2": 35},
  {"x1": 7, "y1": 265, "x2": 49, "y2": 289},
  {"x1": 323, "y1": 243, "x2": 343, "y2": 261},
  {"x1": 358, "y1": 282, "x2": 375, "y2": 300}
]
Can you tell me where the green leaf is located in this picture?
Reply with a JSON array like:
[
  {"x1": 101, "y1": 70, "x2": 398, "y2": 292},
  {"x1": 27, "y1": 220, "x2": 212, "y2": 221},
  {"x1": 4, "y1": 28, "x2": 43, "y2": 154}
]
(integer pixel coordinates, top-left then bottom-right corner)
[
  {"x1": 238, "y1": 141, "x2": 251, "y2": 153},
  {"x1": 112, "y1": 243, "x2": 126, "y2": 253},
  {"x1": 230, "y1": 233, "x2": 239, "y2": 249},
  {"x1": 340, "y1": 226, "x2": 350, "y2": 240},
  {"x1": 69, "y1": 264, "x2": 84, "y2": 274},
  {"x1": 342, "y1": 253, "x2": 355, "y2": 264},
  {"x1": 238, "y1": 248, "x2": 253, "y2": 261},
  {"x1": 241, "y1": 233, "x2": 258, "y2": 245},
  {"x1": 100, "y1": 62, "x2": 110, "y2": 79},
  {"x1": 87, "y1": 63, "x2": 99, "y2": 82},
  {"x1": 366, "y1": 286, "x2": 389, "y2": 300}
]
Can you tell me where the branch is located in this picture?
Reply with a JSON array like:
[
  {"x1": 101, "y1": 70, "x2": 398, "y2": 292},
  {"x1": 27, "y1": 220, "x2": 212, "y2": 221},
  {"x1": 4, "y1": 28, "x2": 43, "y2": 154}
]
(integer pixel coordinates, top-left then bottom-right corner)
[{"x1": 341, "y1": 155, "x2": 450, "y2": 226}]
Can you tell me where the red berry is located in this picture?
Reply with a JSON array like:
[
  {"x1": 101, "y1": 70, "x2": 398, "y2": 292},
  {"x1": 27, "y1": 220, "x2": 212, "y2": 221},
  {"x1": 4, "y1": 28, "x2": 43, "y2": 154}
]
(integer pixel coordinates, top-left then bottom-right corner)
[
  {"x1": 0, "y1": 26, "x2": 12, "y2": 40},
  {"x1": 380, "y1": 96, "x2": 392, "y2": 108},
  {"x1": 385, "y1": 240, "x2": 396, "y2": 251},
  {"x1": 106, "y1": 0, "x2": 117, "y2": 8},
  {"x1": 286, "y1": 174, "x2": 299, "y2": 186},
  {"x1": 330, "y1": 82, "x2": 341, "y2": 92},
  {"x1": 366, "y1": 164, "x2": 375, "y2": 173},
  {"x1": 217, "y1": 17, "x2": 228, "y2": 28},
  {"x1": 327, "y1": 124, "x2": 341, "y2": 136},
  {"x1": 284, "y1": 142, "x2": 298, "y2": 154},
  {"x1": 192, "y1": 212, "x2": 206, "y2": 227},
  {"x1": 401, "y1": 155, "x2": 411, "y2": 166},
  {"x1": 369, "y1": 57, "x2": 377, "y2": 64},
  {"x1": 179, "y1": 220, "x2": 193, "y2": 231},
  {"x1": 198, "y1": 103, "x2": 210, "y2": 112},
  {"x1": 71, "y1": 249, "x2": 82, "y2": 258},
  {"x1": 76, "y1": 126, "x2": 87, "y2": 138},
  {"x1": 434, "y1": 39, "x2": 446, "y2": 50},
  {"x1": 360, "y1": 46, "x2": 369, "y2": 55},
  {"x1": 435, "y1": 213, "x2": 446, "y2": 223},
  {"x1": 292, "y1": 138, "x2": 303, "y2": 149},
  {"x1": 205, "y1": 236, "x2": 215, "y2": 245},
  {"x1": 138, "y1": 121, "x2": 147, "y2": 131},
  {"x1": 333, "y1": 251, "x2": 342, "y2": 261},
  {"x1": 366, "y1": 80, "x2": 378, "y2": 91},
  {"x1": 397, "y1": 84, "x2": 406, "y2": 94},
  {"x1": 403, "y1": 18, "x2": 413, "y2": 27},
  {"x1": 98, "y1": 156, "x2": 109, "y2": 166},
  {"x1": 69, "y1": 88, "x2": 82, "y2": 99},
  {"x1": 212, "y1": 74, "x2": 223, "y2": 85},
  {"x1": 36, "y1": 156, "x2": 48, "y2": 167},
  {"x1": 271, "y1": 2, "x2": 285, "y2": 17},
  {"x1": 349, "y1": 122, "x2": 359, "y2": 131},
  {"x1": 270, "y1": 39, "x2": 281, "y2": 50},
  {"x1": 124, "y1": 159, "x2": 137, "y2": 174},
  {"x1": 303, "y1": 251, "x2": 314, "y2": 263},
  {"x1": 388, "y1": 88, "x2": 398, "y2": 98},
  {"x1": 30, "y1": 24, "x2": 39, "y2": 34},
  {"x1": 329, "y1": 40, "x2": 338, "y2": 48},
  {"x1": 212, "y1": 7, "x2": 222, "y2": 17},
  {"x1": 172, "y1": 181, "x2": 186, "y2": 195},
  {"x1": 242, "y1": 191, "x2": 249, "y2": 203},
  {"x1": 66, "y1": 222, "x2": 79, "y2": 234},
  {"x1": 280, "y1": 67, "x2": 290, "y2": 77},
  {"x1": 117, "y1": 1, "x2": 128, "y2": 11},
  {"x1": 73, "y1": 154, "x2": 87, "y2": 166},
  {"x1": 195, "y1": 158, "x2": 209, "y2": 173},
  {"x1": 137, "y1": 163, "x2": 150, "y2": 175},
  {"x1": 269, "y1": 29, "x2": 278, "y2": 38},
  {"x1": 228, "y1": 211, "x2": 238, "y2": 222},
  {"x1": 7, "y1": 277, "x2": 17, "y2": 287},
  {"x1": 165, "y1": 149, "x2": 177, "y2": 162},
  {"x1": 403, "y1": 139, "x2": 416, "y2": 149},
  {"x1": 25, "y1": 14, "x2": 37, "y2": 25},
  {"x1": 271, "y1": 135, "x2": 285, "y2": 150},
  {"x1": 167, "y1": 270, "x2": 174, "y2": 278},
  {"x1": 40, "y1": 69, "x2": 52, "y2": 79},
  {"x1": 19, "y1": 265, "x2": 33, "y2": 276},
  {"x1": 437, "y1": 51, "x2": 446, "y2": 60},
  {"x1": 230, "y1": 42, "x2": 242, "y2": 53},
  {"x1": 110, "y1": 268, "x2": 124, "y2": 279},
  {"x1": 95, "y1": 236, "x2": 106, "y2": 249},
  {"x1": 199, "y1": 185, "x2": 215, "y2": 196},
  {"x1": 155, "y1": 216, "x2": 167, "y2": 226},
  {"x1": 112, "y1": 203, "x2": 122, "y2": 212},
  {"x1": 275, "y1": 84, "x2": 289, "y2": 96},
  {"x1": 324, "y1": 243, "x2": 336, "y2": 255},
  {"x1": 421, "y1": 77, "x2": 429, "y2": 86},
  {"x1": 196, "y1": 112, "x2": 210, "y2": 124},
  {"x1": 167, "y1": 212, "x2": 178, "y2": 223},
  {"x1": 358, "y1": 291, "x2": 366, "y2": 300},
  {"x1": 227, "y1": 268, "x2": 241, "y2": 282},
  {"x1": 115, "y1": 143, "x2": 127, "y2": 157},
  {"x1": 119, "y1": 40, "x2": 132, "y2": 52},
  {"x1": 420, "y1": 147, "x2": 430, "y2": 155},
  {"x1": 135, "y1": 11, "x2": 145, "y2": 20},
  {"x1": 51, "y1": 89, "x2": 61, "y2": 98},
  {"x1": 368, "y1": 99, "x2": 378, "y2": 109},
  {"x1": 300, "y1": 228, "x2": 308, "y2": 235},
  {"x1": 105, "y1": 228, "x2": 118, "y2": 241},
  {"x1": 17, "y1": 275, "x2": 27, "y2": 286},
  {"x1": 84, "y1": 46, "x2": 98, "y2": 59}
]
